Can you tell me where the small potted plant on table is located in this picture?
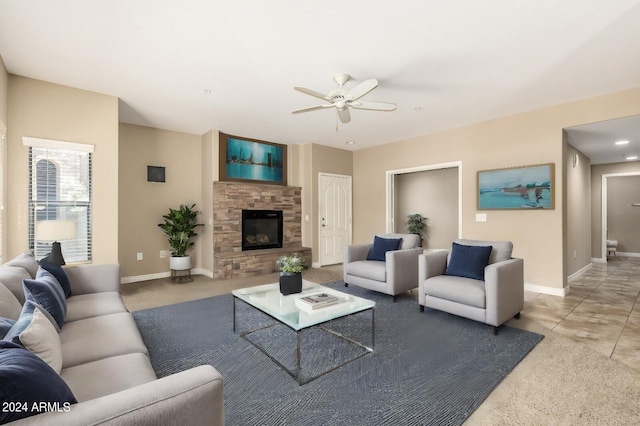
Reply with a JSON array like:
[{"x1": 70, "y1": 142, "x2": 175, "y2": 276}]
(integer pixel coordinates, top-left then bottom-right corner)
[{"x1": 277, "y1": 254, "x2": 305, "y2": 295}]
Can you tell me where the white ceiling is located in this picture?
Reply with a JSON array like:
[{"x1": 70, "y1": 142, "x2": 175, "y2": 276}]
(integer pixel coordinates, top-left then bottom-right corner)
[
  {"x1": 1, "y1": 1, "x2": 640, "y2": 152},
  {"x1": 566, "y1": 115, "x2": 640, "y2": 165}
]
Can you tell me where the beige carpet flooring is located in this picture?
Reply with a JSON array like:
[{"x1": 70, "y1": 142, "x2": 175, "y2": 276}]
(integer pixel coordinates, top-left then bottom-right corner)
[{"x1": 122, "y1": 265, "x2": 640, "y2": 425}]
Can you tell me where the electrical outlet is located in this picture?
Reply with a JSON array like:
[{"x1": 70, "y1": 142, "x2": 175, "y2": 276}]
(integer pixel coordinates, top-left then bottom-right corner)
[
  {"x1": 160, "y1": 250, "x2": 166, "y2": 258},
  {"x1": 137, "y1": 252, "x2": 143, "y2": 261},
  {"x1": 573, "y1": 250, "x2": 577, "y2": 258}
]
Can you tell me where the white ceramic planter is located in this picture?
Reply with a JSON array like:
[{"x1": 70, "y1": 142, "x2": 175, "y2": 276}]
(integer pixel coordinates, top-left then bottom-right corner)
[{"x1": 170, "y1": 256, "x2": 191, "y2": 271}]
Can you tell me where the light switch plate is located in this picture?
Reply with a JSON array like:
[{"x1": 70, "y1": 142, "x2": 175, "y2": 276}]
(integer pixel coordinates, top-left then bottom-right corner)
[{"x1": 476, "y1": 213, "x2": 487, "y2": 222}]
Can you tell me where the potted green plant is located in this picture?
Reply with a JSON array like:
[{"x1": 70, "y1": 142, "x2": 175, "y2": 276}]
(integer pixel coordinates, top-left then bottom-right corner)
[
  {"x1": 158, "y1": 204, "x2": 204, "y2": 271},
  {"x1": 277, "y1": 254, "x2": 305, "y2": 295},
  {"x1": 406, "y1": 213, "x2": 428, "y2": 247}
]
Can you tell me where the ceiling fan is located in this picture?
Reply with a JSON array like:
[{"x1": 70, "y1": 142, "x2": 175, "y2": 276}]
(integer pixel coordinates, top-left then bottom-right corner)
[{"x1": 292, "y1": 74, "x2": 397, "y2": 124}]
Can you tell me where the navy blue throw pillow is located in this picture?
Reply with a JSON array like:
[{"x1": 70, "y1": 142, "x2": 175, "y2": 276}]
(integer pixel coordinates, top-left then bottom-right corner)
[
  {"x1": 367, "y1": 236, "x2": 402, "y2": 262},
  {"x1": 445, "y1": 242, "x2": 493, "y2": 281},
  {"x1": 0, "y1": 340, "x2": 77, "y2": 424},
  {"x1": 39, "y1": 259, "x2": 72, "y2": 298},
  {"x1": 22, "y1": 270, "x2": 67, "y2": 329}
]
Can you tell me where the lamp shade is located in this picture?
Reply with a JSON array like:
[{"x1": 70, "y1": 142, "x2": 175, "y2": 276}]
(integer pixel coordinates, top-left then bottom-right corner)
[{"x1": 36, "y1": 220, "x2": 76, "y2": 242}]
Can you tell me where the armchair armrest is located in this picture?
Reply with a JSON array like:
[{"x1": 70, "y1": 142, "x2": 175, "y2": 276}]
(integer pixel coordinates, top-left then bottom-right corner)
[
  {"x1": 64, "y1": 264, "x2": 121, "y2": 295},
  {"x1": 386, "y1": 248, "x2": 422, "y2": 294},
  {"x1": 418, "y1": 251, "x2": 449, "y2": 305},
  {"x1": 11, "y1": 365, "x2": 224, "y2": 426},
  {"x1": 484, "y1": 258, "x2": 524, "y2": 327}
]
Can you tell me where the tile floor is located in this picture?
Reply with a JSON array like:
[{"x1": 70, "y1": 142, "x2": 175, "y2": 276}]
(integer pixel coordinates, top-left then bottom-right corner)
[{"x1": 523, "y1": 257, "x2": 640, "y2": 372}]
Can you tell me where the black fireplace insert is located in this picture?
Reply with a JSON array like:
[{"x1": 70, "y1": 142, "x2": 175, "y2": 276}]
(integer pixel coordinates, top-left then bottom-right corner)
[{"x1": 241, "y1": 210, "x2": 283, "y2": 251}]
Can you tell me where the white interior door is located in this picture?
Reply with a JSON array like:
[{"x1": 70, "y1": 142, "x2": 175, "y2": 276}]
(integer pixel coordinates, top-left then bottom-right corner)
[{"x1": 319, "y1": 173, "x2": 352, "y2": 266}]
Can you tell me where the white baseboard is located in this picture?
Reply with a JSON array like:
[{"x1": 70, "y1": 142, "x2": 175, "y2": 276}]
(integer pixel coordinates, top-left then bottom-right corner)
[
  {"x1": 524, "y1": 282, "x2": 568, "y2": 297},
  {"x1": 568, "y1": 263, "x2": 592, "y2": 283},
  {"x1": 121, "y1": 268, "x2": 213, "y2": 284},
  {"x1": 592, "y1": 257, "x2": 607, "y2": 264},
  {"x1": 617, "y1": 251, "x2": 640, "y2": 258},
  {"x1": 311, "y1": 262, "x2": 321, "y2": 268}
]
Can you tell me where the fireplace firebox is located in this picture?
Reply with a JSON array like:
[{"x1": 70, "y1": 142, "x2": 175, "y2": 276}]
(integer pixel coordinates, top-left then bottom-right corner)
[{"x1": 241, "y1": 210, "x2": 283, "y2": 251}]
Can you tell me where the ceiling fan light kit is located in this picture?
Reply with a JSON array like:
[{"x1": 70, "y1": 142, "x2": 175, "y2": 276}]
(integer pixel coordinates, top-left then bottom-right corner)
[{"x1": 292, "y1": 74, "x2": 397, "y2": 124}]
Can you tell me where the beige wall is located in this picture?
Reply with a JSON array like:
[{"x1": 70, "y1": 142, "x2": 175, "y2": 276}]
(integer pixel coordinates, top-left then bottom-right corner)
[
  {"x1": 309, "y1": 143, "x2": 353, "y2": 265},
  {"x1": 118, "y1": 123, "x2": 202, "y2": 278},
  {"x1": 591, "y1": 161, "x2": 640, "y2": 258},
  {"x1": 7, "y1": 76, "x2": 119, "y2": 263},
  {"x1": 354, "y1": 86, "x2": 640, "y2": 290},
  {"x1": 0, "y1": 56, "x2": 7, "y2": 128},
  {"x1": 565, "y1": 143, "x2": 592, "y2": 276},
  {"x1": 394, "y1": 167, "x2": 458, "y2": 250}
]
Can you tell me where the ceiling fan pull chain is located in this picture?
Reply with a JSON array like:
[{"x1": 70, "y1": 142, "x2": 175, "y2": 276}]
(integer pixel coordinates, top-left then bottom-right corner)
[{"x1": 336, "y1": 110, "x2": 339, "y2": 131}]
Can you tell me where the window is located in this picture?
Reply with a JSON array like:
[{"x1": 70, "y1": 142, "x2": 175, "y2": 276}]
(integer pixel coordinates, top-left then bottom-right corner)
[{"x1": 24, "y1": 137, "x2": 93, "y2": 263}]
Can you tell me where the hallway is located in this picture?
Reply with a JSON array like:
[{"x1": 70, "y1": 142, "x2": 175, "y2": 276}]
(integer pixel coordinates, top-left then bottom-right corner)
[{"x1": 523, "y1": 257, "x2": 640, "y2": 371}]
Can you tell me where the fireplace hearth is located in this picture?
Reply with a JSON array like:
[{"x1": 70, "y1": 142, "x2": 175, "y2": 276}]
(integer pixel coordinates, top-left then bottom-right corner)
[{"x1": 242, "y1": 210, "x2": 283, "y2": 251}]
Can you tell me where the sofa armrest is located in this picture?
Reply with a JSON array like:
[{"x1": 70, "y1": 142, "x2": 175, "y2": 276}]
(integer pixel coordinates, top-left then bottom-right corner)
[
  {"x1": 418, "y1": 251, "x2": 449, "y2": 305},
  {"x1": 64, "y1": 264, "x2": 121, "y2": 295},
  {"x1": 484, "y1": 258, "x2": 524, "y2": 327},
  {"x1": 386, "y1": 248, "x2": 422, "y2": 294},
  {"x1": 10, "y1": 365, "x2": 224, "y2": 426}
]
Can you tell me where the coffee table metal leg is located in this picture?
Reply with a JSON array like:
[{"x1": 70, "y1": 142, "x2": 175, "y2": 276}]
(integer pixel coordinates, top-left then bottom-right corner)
[
  {"x1": 296, "y1": 330, "x2": 302, "y2": 385},
  {"x1": 371, "y1": 308, "x2": 375, "y2": 349},
  {"x1": 232, "y1": 296, "x2": 236, "y2": 332}
]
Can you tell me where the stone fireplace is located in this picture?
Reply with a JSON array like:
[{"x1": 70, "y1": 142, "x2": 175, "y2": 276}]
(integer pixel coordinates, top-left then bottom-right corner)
[
  {"x1": 213, "y1": 181, "x2": 311, "y2": 279},
  {"x1": 241, "y1": 209, "x2": 283, "y2": 251}
]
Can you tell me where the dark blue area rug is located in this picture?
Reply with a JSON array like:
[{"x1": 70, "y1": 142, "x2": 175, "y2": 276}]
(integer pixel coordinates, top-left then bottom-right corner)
[{"x1": 133, "y1": 281, "x2": 543, "y2": 426}]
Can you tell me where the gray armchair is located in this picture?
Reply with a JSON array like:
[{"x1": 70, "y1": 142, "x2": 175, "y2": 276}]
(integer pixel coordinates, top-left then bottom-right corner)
[
  {"x1": 418, "y1": 239, "x2": 524, "y2": 334},
  {"x1": 344, "y1": 233, "x2": 422, "y2": 300}
]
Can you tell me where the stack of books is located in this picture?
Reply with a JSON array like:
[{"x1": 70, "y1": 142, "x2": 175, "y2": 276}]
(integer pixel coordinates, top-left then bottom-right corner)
[{"x1": 295, "y1": 293, "x2": 340, "y2": 312}]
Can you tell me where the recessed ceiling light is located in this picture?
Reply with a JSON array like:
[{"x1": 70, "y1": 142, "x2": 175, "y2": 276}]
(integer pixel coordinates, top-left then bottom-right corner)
[
  {"x1": 345, "y1": 141, "x2": 356, "y2": 145},
  {"x1": 414, "y1": 106, "x2": 422, "y2": 111},
  {"x1": 203, "y1": 89, "x2": 212, "y2": 94},
  {"x1": 626, "y1": 155, "x2": 638, "y2": 161},
  {"x1": 615, "y1": 140, "x2": 629, "y2": 145}
]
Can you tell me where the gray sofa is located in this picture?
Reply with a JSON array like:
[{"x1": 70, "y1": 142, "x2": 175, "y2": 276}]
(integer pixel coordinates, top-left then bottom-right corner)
[
  {"x1": 0, "y1": 254, "x2": 223, "y2": 425},
  {"x1": 344, "y1": 233, "x2": 422, "y2": 299},
  {"x1": 418, "y1": 239, "x2": 524, "y2": 333}
]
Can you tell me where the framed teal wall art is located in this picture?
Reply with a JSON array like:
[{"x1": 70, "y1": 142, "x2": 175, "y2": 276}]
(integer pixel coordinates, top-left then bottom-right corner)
[
  {"x1": 219, "y1": 133, "x2": 287, "y2": 185},
  {"x1": 477, "y1": 163, "x2": 554, "y2": 210}
]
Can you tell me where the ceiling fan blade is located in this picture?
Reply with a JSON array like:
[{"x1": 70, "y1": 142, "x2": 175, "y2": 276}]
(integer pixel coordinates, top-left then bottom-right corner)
[
  {"x1": 346, "y1": 79, "x2": 378, "y2": 100},
  {"x1": 337, "y1": 107, "x2": 351, "y2": 123},
  {"x1": 294, "y1": 86, "x2": 331, "y2": 101},
  {"x1": 292, "y1": 104, "x2": 334, "y2": 114},
  {"x1": 349, "y1": 100, "x2": 397, "y2": 111}
]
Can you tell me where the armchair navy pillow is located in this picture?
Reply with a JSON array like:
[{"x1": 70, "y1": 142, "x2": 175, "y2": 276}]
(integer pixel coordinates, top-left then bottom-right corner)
[
  {"x1": 0, "y1": 340, "x2": 77, "y2": 424},
  {"x1": 445, "y1": 242, "x2": 492, "y2": 281},
  {"x1": 367, "y1": 236, "x2": 402, "y2": 261}
]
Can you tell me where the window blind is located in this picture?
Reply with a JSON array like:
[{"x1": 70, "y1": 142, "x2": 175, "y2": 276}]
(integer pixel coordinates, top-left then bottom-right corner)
[{"x1": 24, "y1": 137, "x2": 94, "y2": 263}]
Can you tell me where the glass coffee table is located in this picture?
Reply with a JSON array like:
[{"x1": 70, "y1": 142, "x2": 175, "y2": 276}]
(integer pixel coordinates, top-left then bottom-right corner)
[{"x1": 232, "y1": 280, "x2": 375, "y2": 385}]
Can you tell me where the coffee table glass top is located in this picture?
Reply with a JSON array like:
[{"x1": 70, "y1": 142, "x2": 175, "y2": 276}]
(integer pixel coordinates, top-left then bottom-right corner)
[{"x1": 232, "y1": 280, "x2": 375, "y2": 331}]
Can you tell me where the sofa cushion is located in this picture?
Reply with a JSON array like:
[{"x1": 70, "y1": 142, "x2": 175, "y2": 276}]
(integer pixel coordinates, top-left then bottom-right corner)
[
  {"x1": 423, "y1": 275, "x2": 486, "y2": 309},
  {"x1": 367, "y1": 236, "x2": 402, "y2": 261},
  {"x1": 39, "y1": 259, "x2": 72, "y2": 297},
  {"x1": 445, "y1": 242, "x2": 492, "y2": 281},
  {"x1": 23, "y1": 270, "x2": 67, "y2": 328},
  {"x1": 346, "y1": 260, "x2": 387, "y2": 282},
  {"x1": 0, "y1": 281, "x2": 22, "y2": 321},
  {"x1": 65, "y1": 292, "x2": 128, "y2": 323},
  {"x1": 0, "y1": 265, "x2": 30, "y2": 304},
  {"x1": 4, "y1": 252, "x2": 39, "y2": 278},
  {"x1": 0, "y1": 340, "x2": 77, "y2": 424},
  {"x1": 61, "y1": 352, "x2": 157, "y2": 402},
  {"x1": 16, "y1": 306, "x2": 63, "y2": 374},
  {"x1": 59, "y1": 312, "x2": 148, "y2": 369}
]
